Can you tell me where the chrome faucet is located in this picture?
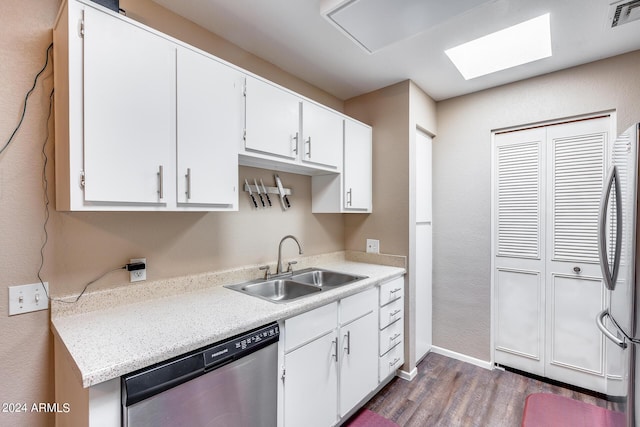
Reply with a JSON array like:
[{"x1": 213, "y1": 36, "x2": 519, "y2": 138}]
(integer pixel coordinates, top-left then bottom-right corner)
[{"x1": 277, "y1": 235, "x2": 303, "y2": 274}]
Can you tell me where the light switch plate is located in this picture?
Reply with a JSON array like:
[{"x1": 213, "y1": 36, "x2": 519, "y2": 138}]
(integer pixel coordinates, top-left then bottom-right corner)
[
  {"x1": 8, "y1": 282, "x2": 49, "y2": 316},
  {"x1": 366, "y1": 239, "x2": 380, "y2": 254}
]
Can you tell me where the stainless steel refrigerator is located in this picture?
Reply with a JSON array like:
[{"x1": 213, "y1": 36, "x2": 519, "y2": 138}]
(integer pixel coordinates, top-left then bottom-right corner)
[{"x1": 596, "y1": 123, "x2": 640, "y2": 426}]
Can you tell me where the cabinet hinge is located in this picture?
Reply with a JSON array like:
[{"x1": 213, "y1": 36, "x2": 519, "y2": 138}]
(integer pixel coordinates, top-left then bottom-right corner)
[
  {"x1": 80, "y1": 171, "x2": 85, "y2": 189},
  {"x1": 78, "y1": 19, "x2": 85, "y2": 38}
]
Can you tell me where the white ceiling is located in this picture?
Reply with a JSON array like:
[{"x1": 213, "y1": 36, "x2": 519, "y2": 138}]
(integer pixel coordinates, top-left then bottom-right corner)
[{"x1": 151, "y1": 0, "x2": 640, "y2": 101}]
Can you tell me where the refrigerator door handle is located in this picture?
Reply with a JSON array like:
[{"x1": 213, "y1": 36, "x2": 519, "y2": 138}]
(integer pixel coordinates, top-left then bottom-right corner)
[
  {"x1": 596, "y1": 309, "x2": 628, "y2": 349},
  {"x1": 598, "y1": 166, "x2": 622, "y2": 290}
]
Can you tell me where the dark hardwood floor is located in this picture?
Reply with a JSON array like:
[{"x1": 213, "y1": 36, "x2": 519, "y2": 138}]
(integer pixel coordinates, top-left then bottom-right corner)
[{"x1": 361, "y1": 352, "x2": 623, "y2": 427}]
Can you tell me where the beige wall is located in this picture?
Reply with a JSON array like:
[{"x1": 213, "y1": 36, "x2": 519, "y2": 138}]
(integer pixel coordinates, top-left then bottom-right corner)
[
  {"x1": 433, "y1": 50, "x2": 640, "y2": 362},
  {"x1": 1, "y1": 1, "x2": 344, "y2": 425},
  {"x1": 344, "y1": 81, "x2": 437, "y2": 372}
]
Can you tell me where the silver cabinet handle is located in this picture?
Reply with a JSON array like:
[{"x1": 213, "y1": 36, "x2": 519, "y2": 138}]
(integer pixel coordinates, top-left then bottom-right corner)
[
  {"x1": 390, "y1": 333, "x2": 401, "y2": 342},
  {"x1": 331, "y1": 337, "x2": 338, "y2": 362},
  {"x1": 306, "y1": 136, "x2": 311, "y2": 159},
  {"x1": 598, "y1": 166, "x2": 622, "y2": 290},
  {"x1": 390, "y1": 288, "x2": 402, "y2": 294},
  {"x1": 292, "y1": 132, "x2": 299, "y2": 155},
  {"x1": 157, "y1": 165, "x2": 164, "y2": 199},
  {"x1": 346, "y1": 188, "x2": 352, "y2": 206},
  {"x1": 573, "y1": 266, "x2": 581, "y2": 273},
  {"x1": 185, "y1": 168, "x2": 191, "y2": 200},
  {"x1": 389, "y1": 357, "x2": 400, "y2": 367},
  {"x1": 344, "y1": 331, "x2": 351, "y2": 355},
  {"x1": 596, "y1": 309, "x2": 627, "y2": 349},
  {"x1": 390, "y1": 309, "x2": 401, "y2": 317}
]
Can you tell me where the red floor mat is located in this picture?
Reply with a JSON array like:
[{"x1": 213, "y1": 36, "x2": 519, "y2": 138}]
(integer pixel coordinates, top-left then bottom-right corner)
[
  {"x1": 346, "y1": 409, "x2": 399, "y2": 427},
  {"x1": 522, "y1": 393, "x2": 625, "y2": 427}
]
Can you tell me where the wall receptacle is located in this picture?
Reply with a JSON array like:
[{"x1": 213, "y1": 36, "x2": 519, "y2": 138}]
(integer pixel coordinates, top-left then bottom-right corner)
[
  {"x1": 366, "y1": 239, "x2": 380, "y2": 254},
  {"x1": 130, "y1": 258, "x2": 147, "y2": 283}
]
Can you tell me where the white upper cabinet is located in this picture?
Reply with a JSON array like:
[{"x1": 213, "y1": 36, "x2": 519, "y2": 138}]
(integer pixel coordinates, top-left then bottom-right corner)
[
  {"x1": 301, "y1": 101, "x2": 343, "y2": 169},
  {"x1": 83, "y1": 6, "x2": 175, "y2": 205},
  {"x1": 244, "y1": 77, "x2": 301, "y2": 159},
  {"x1": 55, "y1": 0, "x2": 372, "y2": 212},
  {"x1": 344, "y1": 119, "x2": 373, "y2": 211},
  {"x1": 311, "y1": 118, "x2": 373, "y2": 213},
  {"x1": 176, "y1": 47, "x2": 242, "y2": 208}
]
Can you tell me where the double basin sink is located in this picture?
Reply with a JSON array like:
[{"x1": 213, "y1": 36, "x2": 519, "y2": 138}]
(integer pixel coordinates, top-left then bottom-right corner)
[{"x1": 225, "y1": 268, "x2": 367, "y2": 303}]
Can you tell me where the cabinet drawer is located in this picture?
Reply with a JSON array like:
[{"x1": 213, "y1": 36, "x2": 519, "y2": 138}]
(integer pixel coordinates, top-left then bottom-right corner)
[
  {"x1": 340, "y1": 287, "x2": 377, "y2": 325},
  {"x1": 379, "y1": 277, "x2": 404, "y2": 307},
  {"x1": 379, "y1": 298, "x2": 403, "y2": 330},
  {"x1": 379, "y1": 341, "x2": 404, "y2": 381},
  {"x1": 285, "y1": 302, "x2": 337, "y2": 352},
  {"x1": 379, "y1": 318, "x2": 403, "y2": 356}
]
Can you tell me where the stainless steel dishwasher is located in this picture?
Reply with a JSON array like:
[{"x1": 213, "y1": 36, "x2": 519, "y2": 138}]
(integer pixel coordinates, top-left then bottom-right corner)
[{"x1": 122, "y1": 323, "x2": 279, "y2": 427}]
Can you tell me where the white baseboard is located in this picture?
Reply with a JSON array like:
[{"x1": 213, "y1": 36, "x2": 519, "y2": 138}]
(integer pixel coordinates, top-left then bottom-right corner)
[
  {"x1": 430, "y1": 346, "x2": 493, "y2": 370},
  {"x1": 397, "y1": 367, "x2": 417, "y2": 381}
]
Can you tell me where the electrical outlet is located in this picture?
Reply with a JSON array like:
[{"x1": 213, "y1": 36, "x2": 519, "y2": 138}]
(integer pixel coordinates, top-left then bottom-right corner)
[
  {"x1": 366, "y1": 239, "x2": 380, "y2": 254},
  {"x1": 8, "y1": 282, "x2": 49, "y2": 316},
  {"x1": 130, "y1": 258, "x2": 146, "y2": 283}
]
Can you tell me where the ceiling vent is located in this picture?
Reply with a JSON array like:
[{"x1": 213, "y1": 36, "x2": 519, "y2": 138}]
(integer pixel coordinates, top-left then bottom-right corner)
[
  {"x1": 609, "y1": 0, "x2": 640, "y2": 27},
  {"x1": 321, "y1": 0, "x2": 490, "y2": 54}
]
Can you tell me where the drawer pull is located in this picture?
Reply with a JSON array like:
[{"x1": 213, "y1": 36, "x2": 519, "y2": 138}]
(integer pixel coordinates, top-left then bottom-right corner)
[
  {"x1": 390, "y1": 309, "x2": 401, "y2": 317},
  {"x1": 390, "y1": 288, "x2": 402, "y2": 294},
  {"x1": 390, "y1": 333, "x2": 401, "y2": 342},
  {"x1": 344, "y1": 331, "x2": 351, "y2": 355},
  {"x1": 331, "y1": 337, "x2": 338, "y2": 362},
  {"x1": 390, "y1": 357, "x2": 400, "y2": 367}
]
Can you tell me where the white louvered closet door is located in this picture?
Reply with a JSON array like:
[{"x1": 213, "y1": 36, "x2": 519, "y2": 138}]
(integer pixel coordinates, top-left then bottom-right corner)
[
  {"x1": 493, "y1": 116, "x2": 611, "y2": 394},
  {"x1": 494, "y1": 128, "x2": 546, "y2": 376},
  {"x1": 544, "y1": 118, "x2": 609, "y2": 392}
]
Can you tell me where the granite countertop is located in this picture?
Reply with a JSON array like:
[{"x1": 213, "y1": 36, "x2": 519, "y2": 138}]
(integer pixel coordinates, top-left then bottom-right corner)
[{"x1": 51, "y1": 253, "x2": 405, "y2": 388}]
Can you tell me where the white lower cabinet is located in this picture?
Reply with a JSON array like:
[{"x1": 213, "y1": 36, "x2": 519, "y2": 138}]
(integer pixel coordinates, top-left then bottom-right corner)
[
  {"x1": 281, "y1": 287, "x2": 379, "y2": 426},
  {"x1": 338, "y1": 289, "x2": 378, "y2": 418},
  {"x1": 283, "y1": 329, "x2": 338, "y2": 427},
  {"x1": 378, "y1": 277, "x2": 405, "y2": 381}
]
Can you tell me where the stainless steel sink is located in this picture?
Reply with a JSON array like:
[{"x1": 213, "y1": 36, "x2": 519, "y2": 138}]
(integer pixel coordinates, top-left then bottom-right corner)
[
  {"x1": 225, "y1": 268, "x2": 367, "y2": 303},
  {"x1": 226, "y1": 279, "x2": 321, "y2": 303},
  {"x1": 291, "y1": 268, "x2": 366, "y2": 288}
]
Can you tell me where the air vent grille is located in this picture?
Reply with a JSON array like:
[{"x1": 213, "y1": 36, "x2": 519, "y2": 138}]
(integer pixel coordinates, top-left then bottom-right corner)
[{"x1": 610, "y1": 0, "x2": 640, "y2": 27}]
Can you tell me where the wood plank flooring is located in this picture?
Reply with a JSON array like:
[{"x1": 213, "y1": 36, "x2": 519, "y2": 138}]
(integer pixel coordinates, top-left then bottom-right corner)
[{"x1": 360, "y1": 352, "x2": 623, "y2": 427}]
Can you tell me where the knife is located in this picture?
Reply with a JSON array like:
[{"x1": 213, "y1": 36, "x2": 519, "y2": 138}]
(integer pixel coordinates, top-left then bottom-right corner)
[
  {"x1": 275, "y1": 174, "x2": 290, "y2": 209},
  {"x1": 254, "y1": 179, "x2": 265, "y2": 207},
  {"x1": 260, "y1": 179, "x2": 272, "y2": 207},
  {"x1": 245, "y1": 179, "x2": 258, "y2": 208}
]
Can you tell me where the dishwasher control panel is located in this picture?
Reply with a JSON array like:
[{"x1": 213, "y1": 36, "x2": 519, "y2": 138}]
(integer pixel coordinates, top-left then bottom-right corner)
[{"x1": 203, "y1": 323, "x2": 279, "y2": 369}]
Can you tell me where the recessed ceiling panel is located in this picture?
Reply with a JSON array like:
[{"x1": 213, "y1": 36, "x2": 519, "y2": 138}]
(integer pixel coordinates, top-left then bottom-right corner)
[{"x1": 323, "y1": 0, "x2": 491, "y2": 53}]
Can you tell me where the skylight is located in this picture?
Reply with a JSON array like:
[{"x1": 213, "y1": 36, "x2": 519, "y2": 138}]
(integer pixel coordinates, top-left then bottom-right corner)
[{"x1": 445, "y1": 13, "x2": 552, "y2": 80}]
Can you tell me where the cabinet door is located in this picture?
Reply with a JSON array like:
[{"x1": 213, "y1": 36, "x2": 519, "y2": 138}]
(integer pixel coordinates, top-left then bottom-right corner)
[
  {"x1": 83, "y1": 7, "x2": 175, "y2": 204},
  {"x1": 301, "y1": 101, "x2": 342, "y2": 169},
  {"x1": 344, "y1": 120, "x2": 372, "y2": 211},
  {"x1": 283, "y1": 332, "x2": 338, "y2": 427},
  {"x1": 339, "y1": 312, "x2": 378, "y2": 417},
  {"x1": 176, "y1": 48, "x2": 241, "y2": 207},
  {"x1": 245, "y1": 77, "x2": 300, "y2": 159}
]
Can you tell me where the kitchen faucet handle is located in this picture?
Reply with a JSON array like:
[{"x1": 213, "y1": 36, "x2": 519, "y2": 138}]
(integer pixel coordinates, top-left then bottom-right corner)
[
  {"x1": 259, "y1": 265, "x2": 271, "y2": 279},
  {"x1": 286, "y1": 261, "x2": 298, "y2": 273}
]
